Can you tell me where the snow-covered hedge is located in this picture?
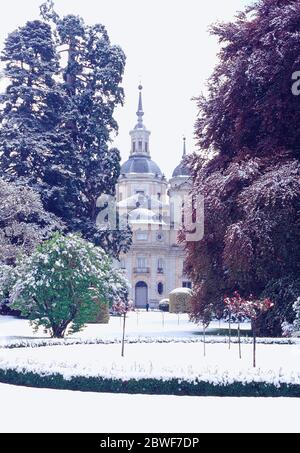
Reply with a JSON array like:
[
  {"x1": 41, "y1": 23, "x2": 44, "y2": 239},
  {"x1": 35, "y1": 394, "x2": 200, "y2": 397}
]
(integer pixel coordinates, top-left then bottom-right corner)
[
  {"x1": 0, "y1": 363, "x2": 299, "y2": 397},
  {"x1": 1, "y1": 335, "x2": 299, "y2": 350}
]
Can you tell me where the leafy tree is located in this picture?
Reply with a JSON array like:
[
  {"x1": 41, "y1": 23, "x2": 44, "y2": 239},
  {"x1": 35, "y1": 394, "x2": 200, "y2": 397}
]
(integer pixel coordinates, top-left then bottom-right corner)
[
  {"x1": 0, "y1": 1, "x2": 131, "y2": 258},
  {"x1": 8, "y1": 233, "x2": 129, "y2": 338},
  {"x1": 184, "y1": 0, "x2": 300, "y2": 336}
]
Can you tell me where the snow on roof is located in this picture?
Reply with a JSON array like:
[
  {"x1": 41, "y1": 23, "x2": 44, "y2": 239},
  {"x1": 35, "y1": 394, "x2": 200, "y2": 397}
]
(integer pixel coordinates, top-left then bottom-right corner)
[{"x1": 169, "y1": 287, "x2": 192, "y2": 295}]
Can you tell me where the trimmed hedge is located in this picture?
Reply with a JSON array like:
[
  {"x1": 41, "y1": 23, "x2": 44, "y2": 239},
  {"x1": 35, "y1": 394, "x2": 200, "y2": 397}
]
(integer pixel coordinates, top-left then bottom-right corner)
[
  {"x1": 0, "y1": 367, "x2": 300, "y2": 397},
  {"x1": 1, "y1": 335, "x2": 299, "y2": 350}
]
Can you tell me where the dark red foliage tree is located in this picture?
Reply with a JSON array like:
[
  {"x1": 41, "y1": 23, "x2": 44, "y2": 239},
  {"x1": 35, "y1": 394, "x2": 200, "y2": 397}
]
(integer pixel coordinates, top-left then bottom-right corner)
[{"x1": 184, "y1": 0, "x2": 300, "y2": 336}]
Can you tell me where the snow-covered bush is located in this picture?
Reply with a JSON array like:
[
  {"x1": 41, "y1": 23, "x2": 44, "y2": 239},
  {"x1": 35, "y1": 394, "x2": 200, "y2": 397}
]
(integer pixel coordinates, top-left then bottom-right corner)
[
  {"x1": 283, "y1": 298, "x2": 300, "y2": 337},
  {"x1": 292, "y1": 298, "x2": 300, "y2": 335},
  {"x1": 9, "y1": 233, "x2": 129, "y2": 338},
  {"x1": 0, "y1": 265, "x2": 16, "y2": 300},
  {"x1": 0, "y1": 178, "x2": 63, "y2": 266},
  {"x1": 158, "y1": 299, "x2": 170, "y2": 312},
  {"x1": 169, "y1": 288, "x2": 192, "y2": 314}
]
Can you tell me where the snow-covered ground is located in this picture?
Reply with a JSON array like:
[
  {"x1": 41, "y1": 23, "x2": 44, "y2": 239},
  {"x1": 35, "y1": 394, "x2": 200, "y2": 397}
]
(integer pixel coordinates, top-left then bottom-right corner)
[
  {"x1": 0, "y1": 383, "x2": 299, "y2": 433},
  {"x1": 1, "y1": 312, "x2": 299, "y2": 433},
  {"x1": 0, "y1": 311, "x2": 251, "y2": 341},
  {"x1": 1, "y1": 312, "x2": 300, "y2": 384},
  {"x1": 2, "y1": 342, "x2": 300, "y2": 384}
]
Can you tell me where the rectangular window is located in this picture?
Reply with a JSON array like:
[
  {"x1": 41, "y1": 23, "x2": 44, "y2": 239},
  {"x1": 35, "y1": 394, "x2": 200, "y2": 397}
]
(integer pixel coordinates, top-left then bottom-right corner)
[
  {"x1": 158, "y1": 258, "x2": 164, "y2": 271},
  {"x1": 133, "y1": 142, "x2": 136, "y2": 153},
  {"x1": 182, "y1": 281, "x2": 192, "y2": 289},
  {"x1": 138, "y1": 141, "x2": 143, "y2": 152},
  {"x1": 136, "y1": 231, "x2": 148, "y2": 241},
  {"x1": 137, "y1": 257, "x2": 147, "y2": 269},
  {"x1": 145, "y1": 142, "x2": 148, "y2": 153}
]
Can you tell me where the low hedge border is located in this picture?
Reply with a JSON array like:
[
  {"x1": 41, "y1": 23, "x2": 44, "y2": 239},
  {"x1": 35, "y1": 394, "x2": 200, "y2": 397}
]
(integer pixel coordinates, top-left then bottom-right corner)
[
  {"x1": 1, "y1": 335, "x2": 299, "y2": 350},
  {"x1": 0, "y1": 367, "x2": 300, "y2": 397}
]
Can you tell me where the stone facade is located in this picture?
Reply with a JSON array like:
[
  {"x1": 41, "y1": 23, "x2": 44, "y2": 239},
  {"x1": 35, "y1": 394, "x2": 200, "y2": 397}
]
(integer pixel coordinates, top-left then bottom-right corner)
[{"x1": 116, "y1": 86, "x2": 192, "y2": 308}]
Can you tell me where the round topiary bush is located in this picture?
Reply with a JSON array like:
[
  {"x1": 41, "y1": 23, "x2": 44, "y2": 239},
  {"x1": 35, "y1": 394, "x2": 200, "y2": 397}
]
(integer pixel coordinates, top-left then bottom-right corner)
[
  {"x1": 169, "y1": 288, "x2": 192, "y2": 314},
  {"x1": 158, "y1": 298, "x2": 170, "y2": 312}
]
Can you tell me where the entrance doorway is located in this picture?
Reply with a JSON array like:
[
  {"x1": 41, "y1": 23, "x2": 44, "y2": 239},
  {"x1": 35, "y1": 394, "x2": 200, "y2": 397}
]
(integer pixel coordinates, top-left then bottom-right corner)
[{"x1": 135, "y1": 281, "x2": 148, "y2": 308}]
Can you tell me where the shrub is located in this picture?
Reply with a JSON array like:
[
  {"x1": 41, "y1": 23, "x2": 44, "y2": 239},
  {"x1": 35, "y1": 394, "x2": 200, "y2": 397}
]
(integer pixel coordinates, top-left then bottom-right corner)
[
  {"x1": 8, "y1": 233, "x2": 129, "y2": 337},
  {"x1": 158, "y1": 299, "x2": 170, "y2": 312},
  {"x1": 0, "y1": 368, "x2": 300, "y2": 398},
  {"x1": 169, "y1": 288, "x2": 192, "y2": 314}
]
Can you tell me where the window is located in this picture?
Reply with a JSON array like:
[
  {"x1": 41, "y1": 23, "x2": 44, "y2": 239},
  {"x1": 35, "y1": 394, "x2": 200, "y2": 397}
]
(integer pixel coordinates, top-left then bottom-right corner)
[
  {"x1": 137, "y1": 257, "x2": 147, "y2": 269},
  {"x1": 133, "y1": 142, "x2": 136, "y2": 153},
  {"x1": 156, "y1": 233, "x2": 164, "y2": 242},
  {"x1": 157, "y1": 282, "x2": 164, "y2": 295},
  {"x1": 145, "y1": 142, "x2": 148, "y2": 153},
  {"x1": 136, "y1": 231, "x2": 148, "y2": 241},
  {"x1": 183, "y1": 281, "x2": 192, "y2": 289},
  {"x1": 157, "y1": 258, "x2": 164, "y2": 273},
  {"x1": 138, "y1": 141, "x2": 143, "y2": 152}
]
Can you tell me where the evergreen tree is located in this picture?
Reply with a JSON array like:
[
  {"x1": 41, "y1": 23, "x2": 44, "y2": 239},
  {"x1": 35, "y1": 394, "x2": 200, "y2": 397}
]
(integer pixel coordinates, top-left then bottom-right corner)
[
  {"x1": 0, "y1": 1, "x2": 131, "y2": 258},
  {"x1": 0, "y1": 20, "x2": 61, "y2": 180}
]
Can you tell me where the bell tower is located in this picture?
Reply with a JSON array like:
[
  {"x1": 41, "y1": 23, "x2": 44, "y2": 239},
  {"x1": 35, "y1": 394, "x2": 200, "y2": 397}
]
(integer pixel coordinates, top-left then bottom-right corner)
[{"x1": 129, "y1": 85, "x2": 151, "y2": 157}]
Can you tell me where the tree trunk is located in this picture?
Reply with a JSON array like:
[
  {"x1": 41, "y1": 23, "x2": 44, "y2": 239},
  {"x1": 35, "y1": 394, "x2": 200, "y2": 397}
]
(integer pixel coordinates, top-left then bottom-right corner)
[
  {"x1": 252, "y1": 320, "x2": 256, "y2": 368},
  {"x1": 51, "y1": 325, "x2": 66, "y2": 339},
  {"x1": 238, "y1": 322, "x2": 242, "y2": 359},
  {"x1": 121, "y1": 312, "x2": 126, "y2": 358},
  {"x1": 228, "y1": 310, "x2": 232, "y2": 350}
]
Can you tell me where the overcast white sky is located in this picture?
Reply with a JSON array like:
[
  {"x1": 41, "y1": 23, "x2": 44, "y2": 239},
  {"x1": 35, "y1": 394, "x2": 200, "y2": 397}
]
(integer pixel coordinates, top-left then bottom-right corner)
[{"x1": 0, "y1": 0, "x2": 251, "y2": 177}]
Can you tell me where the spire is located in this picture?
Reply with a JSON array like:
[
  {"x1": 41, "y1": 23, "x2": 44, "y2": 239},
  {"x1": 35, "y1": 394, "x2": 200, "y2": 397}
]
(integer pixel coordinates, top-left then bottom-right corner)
[
  {"x1": 136, "y1": 84, "x2": 144, "y2": 128},
  {"x1": 182, "y1": 136, "x2": 187, "y2": 158},
  {"x1": 130, "y1": 83, "x2": 151, "y2": 156}
]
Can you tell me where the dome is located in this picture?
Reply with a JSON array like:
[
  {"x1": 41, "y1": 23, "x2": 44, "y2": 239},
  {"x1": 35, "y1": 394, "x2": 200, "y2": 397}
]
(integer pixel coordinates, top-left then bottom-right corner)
[
  {"x1": 172, "y1": 160, "x2": 190, "y2": 177},
  {"x1": 121, "y1": 155, "x2": 162, "y2": 176}
]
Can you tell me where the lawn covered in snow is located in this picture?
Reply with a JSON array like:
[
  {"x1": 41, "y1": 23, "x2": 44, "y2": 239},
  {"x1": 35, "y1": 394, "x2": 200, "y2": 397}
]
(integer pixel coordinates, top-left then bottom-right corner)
[
  {"x1": 0, "y1": 383, "x2": 299, "y2": 433},
  {"x1": 1, "y1": 339, "x2": 300, "y2": 386},
  {"x1": 1, "y1": 312, "x2": 300, "y2": 386},
  {"x1": 0, "y1": 310, "x2": 251, "y2": 342}
]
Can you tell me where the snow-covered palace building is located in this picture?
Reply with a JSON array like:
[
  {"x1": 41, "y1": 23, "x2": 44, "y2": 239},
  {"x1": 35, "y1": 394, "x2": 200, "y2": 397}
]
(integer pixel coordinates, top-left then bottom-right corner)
[{"x1": 116, "y1": 85, "x2": 192, "y2": 309}]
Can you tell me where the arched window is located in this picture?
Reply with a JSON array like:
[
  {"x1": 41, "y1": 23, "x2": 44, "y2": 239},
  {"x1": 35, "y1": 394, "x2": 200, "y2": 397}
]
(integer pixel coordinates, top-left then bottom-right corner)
[{"x1": 157, "y1": 282, "x2": 164, "y2": 295}]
